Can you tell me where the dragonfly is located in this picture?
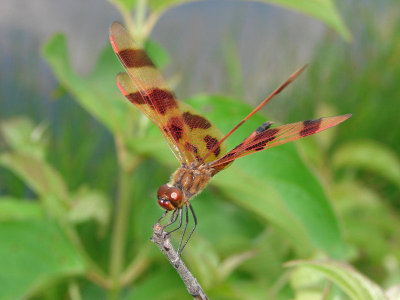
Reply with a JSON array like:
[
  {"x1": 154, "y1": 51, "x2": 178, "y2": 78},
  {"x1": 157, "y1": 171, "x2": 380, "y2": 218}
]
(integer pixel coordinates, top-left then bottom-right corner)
[{"x1": 109, "y1": 21, "x2": 351, "y2": 254}]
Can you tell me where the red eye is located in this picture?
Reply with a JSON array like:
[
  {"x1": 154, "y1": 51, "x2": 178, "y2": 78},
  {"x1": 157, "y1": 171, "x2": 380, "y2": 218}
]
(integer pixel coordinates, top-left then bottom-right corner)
[
  {"x1": 166, "y1": 187, "x2": 182, "y2": 205},
  {"x1": 157, "y1": 184, "x2": 169, "y2": 199}
]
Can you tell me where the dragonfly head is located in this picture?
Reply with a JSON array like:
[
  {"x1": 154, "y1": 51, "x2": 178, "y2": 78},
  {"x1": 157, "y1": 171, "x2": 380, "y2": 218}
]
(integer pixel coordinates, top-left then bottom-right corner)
[{"x1": 157, "y1": 184, "x2": 183, "y2": 210}]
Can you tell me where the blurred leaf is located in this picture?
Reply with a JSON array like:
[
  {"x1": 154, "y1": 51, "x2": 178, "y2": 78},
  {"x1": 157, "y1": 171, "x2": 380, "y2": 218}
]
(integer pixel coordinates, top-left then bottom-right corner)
[
  {"x1": 386, "y1": 284, "x2": 400, "y2": 300},
  {"x1": 0, "y1": 152, "x2": 69, "y2": 202},
  {"x1": 125, "y1": 265, "x2": 189, "y2": 299},
  {"x1": 240, "y1": 229, "x2": 291, "y2": 284},
  {"x1": 185, "y1": 236, "x2": 220, "y2": 289},
  {"x1": 255, "y1": 0, "x2": 351, "y2": 40},
  {"x1": 126, "y1": 132, "x2": 177, "y2": 168},
  {"x1": 0, "y1": 117, "x2": 47, "y2": 159},
  {"x1": 222, "y1": 37, "x2": 244, "y2": 98},
  {"x1": 213, "y1": 170, "x2": 314, "y2": 256},
  {"x1": 0, "y1": 220, "x2": 86, "y2": 300},
  {"x1": 218, "y1": 250, "x2": 256, "y2": 280},
  {"x1": 333, "y1": 140, "x2": 400, "y2": 187},
  {"x1": 331, "y1": 180, "x2": 400, "y2": 268},
  {"x1": 148, "y1": 0, "x2": 195, "y2": 12},
  {"x1": 145, "y1": 39, "x2": 171, "y2": 69},
  {"x1": 286, "y1": 260, "x2": 388, "y2": 300},
  {"x1": 109, "y1": 0, "x2": 137, "y2": 12},
  {"x1": 42, "y1": 34, "x2": 133, "y2": 135},
  {"x1": 188, "y1": 94, "x2": 345, "y2": 258},
  {"x1": 0, "y1": 198, "x2": 45, "y2": 222},
  {"x1": 68, "y1": 187, "x2": 110, "y2": 234}
]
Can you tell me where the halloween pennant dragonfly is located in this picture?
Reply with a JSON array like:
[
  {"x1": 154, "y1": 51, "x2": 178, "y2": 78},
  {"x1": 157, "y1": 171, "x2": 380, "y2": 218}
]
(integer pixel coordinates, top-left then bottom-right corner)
[{"x1": 110, "y1": 22, "x2": 351, "y2": 254}]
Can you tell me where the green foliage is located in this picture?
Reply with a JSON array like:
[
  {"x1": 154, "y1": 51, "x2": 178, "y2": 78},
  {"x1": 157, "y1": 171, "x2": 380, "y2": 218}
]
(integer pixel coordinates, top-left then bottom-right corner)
[
  {"x1": 333, "y1": 140, "x2": 400, "y2": 187},
  {"x1": 286, "y1": 260, "x2": 388, "y2": 300},
  {"x1": 1, "y1": 0, "x2": 398, "y2": 299},
  {"x1": 0, "y1": 220, "x2": 86, "y2": 300},
  {"x1": 255, "y1": 0, "x2": 351, "y2": 40}
]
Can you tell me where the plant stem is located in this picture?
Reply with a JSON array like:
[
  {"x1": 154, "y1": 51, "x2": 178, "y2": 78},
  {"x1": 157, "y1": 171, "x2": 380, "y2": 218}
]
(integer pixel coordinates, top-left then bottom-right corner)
[
  {"x1": 108, "y1": 133, "x2": 141, "y2": 299},
  {"x1": 134, "y1": 0, "x2": 147, "y2": 42},
  {"x1": 108, "y1": 166, "x2": 132, "y2": 299}
]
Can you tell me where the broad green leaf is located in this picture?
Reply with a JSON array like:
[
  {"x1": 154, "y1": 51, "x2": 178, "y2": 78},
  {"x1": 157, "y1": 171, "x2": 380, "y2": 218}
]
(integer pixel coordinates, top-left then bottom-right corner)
[
  {"x1": 0, "y1": 220, "x2": 86, "y2": 300},
  {"x1": 0, "y1": 152, "x2": 69, "y2": 202},
  {"x1": 255, "y1": 0, "x2": 351, "y2": 40},
  {"x1": 42, "y1": 34, "x2": 133, "y2": 135},
  {"x1": 187, "y1": 94, "x2": 344, "y2": 258},
  {"x1": 0, "y1": 198, "x2": 45, "y2": 222},
  {"x1": 145, "y1": 39, "x2": 171, "y2": 69},
  {"x1": 213, "y1": 170, "x2": 313, "y2": 256},
  {"x1": 68, "y1": 187, "x2": 111, "y2": 234},
  {"x1": 125, "y1": 266, "x2": 189, "y2": 299},
  {"x1": 0, "y1": 117, "x2": 47, "y2": 160},
  {"x1": 286, "y1": 260, "x2": 388, "y2": 300},
  {"x1": 333, "y1": 140, "x2": 400, "y2": 187}
]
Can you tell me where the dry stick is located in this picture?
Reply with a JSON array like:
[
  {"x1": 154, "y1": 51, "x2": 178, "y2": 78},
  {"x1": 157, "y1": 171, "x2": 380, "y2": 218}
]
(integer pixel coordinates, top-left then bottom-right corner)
[{"x1": 150, "y1": 223, "x2": 209, "y2": 300}]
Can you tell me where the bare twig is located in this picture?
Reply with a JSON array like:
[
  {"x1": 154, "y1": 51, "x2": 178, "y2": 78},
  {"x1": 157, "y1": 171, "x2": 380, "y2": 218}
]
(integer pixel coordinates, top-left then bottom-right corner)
[{"x1": 150, "y1": 223, "x2": 209, "y2": 300}]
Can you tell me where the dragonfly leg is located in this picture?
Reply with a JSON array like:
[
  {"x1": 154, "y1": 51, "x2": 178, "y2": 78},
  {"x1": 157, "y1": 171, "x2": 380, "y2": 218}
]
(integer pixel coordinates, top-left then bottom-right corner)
[
  {"x1": 179, "y1": 203, "x2": 197, "y2": 255},
  {"x1": 157, "y1": 210, "x2": 168, "y2": 223},
  {"x1": 177, "y1": 204, "x2": 192, "y2": 255},
  {"x1": 166, "y1": 208, "x2": 183, "y2": 234},
  {"x1": 163, "y1": 209, "x2": 179, "y2": 231}
]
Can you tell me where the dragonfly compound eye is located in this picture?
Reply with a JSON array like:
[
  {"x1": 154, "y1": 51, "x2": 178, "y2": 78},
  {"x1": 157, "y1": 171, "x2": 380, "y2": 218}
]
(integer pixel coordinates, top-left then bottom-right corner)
[
  {"x1": 157, "y1": 184, "x2": 174, "y2": 210},
  {"x1": 166, "y1": 186, "x2": 183, "y2": 206}
]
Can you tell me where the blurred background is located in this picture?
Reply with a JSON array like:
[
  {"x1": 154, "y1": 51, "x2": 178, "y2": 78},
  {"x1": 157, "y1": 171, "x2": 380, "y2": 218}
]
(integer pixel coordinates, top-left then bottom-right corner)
[{"x1": 0, "y1": 0, "x2": 399, "y2": 299}]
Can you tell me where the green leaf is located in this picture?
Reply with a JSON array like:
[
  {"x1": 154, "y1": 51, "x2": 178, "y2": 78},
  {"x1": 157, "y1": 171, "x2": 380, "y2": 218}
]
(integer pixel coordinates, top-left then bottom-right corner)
[
  {"x1": 148, "y1": 0, "x2": 195, "y2": 12},
  {"x1": 0, "y1": 220, "x2": 86, "y2": 300},
  {"x1": 187, "y1": 94, "x2": 345, "y2": 258},
  {"x1": 286, "y1": 260, "x2": 388, "y2": 300},
  {"x1": 0, "y1": 152, "x2": 69, "y2": 202},
  {"x1": 0, "y1": 198, "x2": 45, "y2": 222},
  {"x1": 0, "y1": 117, "x2": 47, "y2": 159},
  {"x1": 109, "y1": 0, "x2": 137, "y2": 12},
  {"x1": 42, "y1": 34, "x2": 133, "y2": 135},
  {"x1": 68, "y1": 187, "x2": 111, "y2": 234},
  {"x1": 145, "y1": 39, "x2": 171, "y2": 69},
  {"x1": 255, "y1": 0, "x2": 351, "y2": 40},
  {"x1": 333, "y1": 140, "x2": 400, "y2": 187},
  {"x1": 125, "y1": 266, "x2": 188, "y2": 299},
  {"x1": 146, "y1": 0, "x2": 350, "y2": 41}
]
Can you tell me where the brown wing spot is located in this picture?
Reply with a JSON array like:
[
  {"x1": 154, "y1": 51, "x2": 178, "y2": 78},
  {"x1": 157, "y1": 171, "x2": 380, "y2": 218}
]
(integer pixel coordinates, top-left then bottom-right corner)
[
  {"x1": 167, "y1": 117, "x2": 184, "y2": 142},
  {"x1": 147, "y1": 89, "x2": 177, "y2": 115},
  {"x1": 118, "y1": 49, "x2": 155, "y2": 68},
  {"x1": 300, "y1": 118, "x2": 322, "y2": 137},
  {"x1": 127, "y1": 89, "x2": 177, "y2": 115},
  {"x1": 127, "y1": 92, "x2": 146, "y2": 104},
  {"x1": 182, "y1": 112, "x2": 211, "y2": 130},
  {"x1": 185, "y1": 142, "x2": 199, "y2": 154},
  {"x1": 204, "y1": 135, "x2": 220, "y2": 157},
  {"x1": 246, "y1": 128, "x2": 279, "y2": 151}
]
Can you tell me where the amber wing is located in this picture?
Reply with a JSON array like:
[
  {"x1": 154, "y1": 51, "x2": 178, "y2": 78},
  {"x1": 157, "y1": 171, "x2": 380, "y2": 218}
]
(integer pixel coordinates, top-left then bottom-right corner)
[
  {"x1": 110, "y1": 22, "x2": 227, "y2": 165},
  {"x1": 209, "y1": 114, "x2": 351, "y2": 169}
]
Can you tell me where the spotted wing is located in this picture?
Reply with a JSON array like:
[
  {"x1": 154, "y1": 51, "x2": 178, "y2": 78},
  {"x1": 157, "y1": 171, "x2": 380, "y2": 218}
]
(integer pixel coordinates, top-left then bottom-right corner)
[
  {"x1": 110, "y1": 22, "x2": 226, "y2": 165},
  {"x1": 209, "y1": 114, "x2": 351, "y2": 171}
]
